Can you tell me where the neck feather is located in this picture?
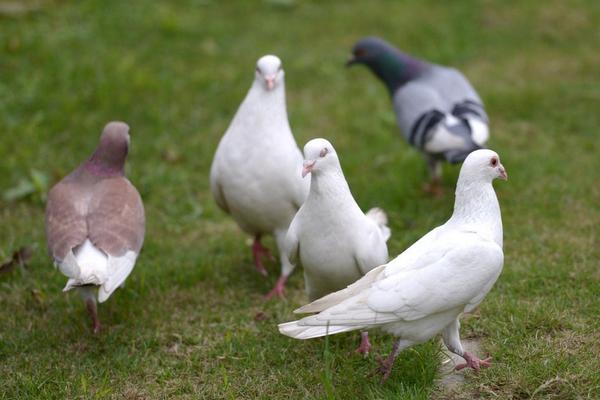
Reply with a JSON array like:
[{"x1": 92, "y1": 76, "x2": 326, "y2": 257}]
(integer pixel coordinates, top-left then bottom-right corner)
[
  {"x1": 369, "y1": 50, "x2": 426, "y2": 94},
  {"x1": 240, "y1": 79, "x2": 289, "y2": 129},
  {"x1": 85, "y1": 150, "x2": 125, "y2": 177},
  {"x1": 451, "y1": 179, "x2": 503, "y2": 247},
  {"x1": 308, "y1": 167, "x2": 353, "y2": 202}
]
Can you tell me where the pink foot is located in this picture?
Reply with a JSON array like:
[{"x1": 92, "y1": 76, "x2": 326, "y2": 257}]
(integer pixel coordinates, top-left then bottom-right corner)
[
  {"x1": 85, "y1": 298, "x2": 101, "y2": 334},
  {"x1": 355, "y1": 331, "x2": 371, "y2": 357},
  {"x1": 372, "y1": 356, "x2": 395, "y2": 383},
  {"x1": 455, "y1": 351, "x2": 492, "y2": 372},
  {"x1": 265, "y1": 275, "x2": 288, "y2": 300},
  {"x1": 252, "y1": 235, "x2": 274, "y2": 277},
  {"x1": 368, "y1": 339, "x2": 402, "y2": 383}
]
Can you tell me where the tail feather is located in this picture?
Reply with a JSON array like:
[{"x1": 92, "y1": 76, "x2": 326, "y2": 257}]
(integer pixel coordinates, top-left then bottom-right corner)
[
  {"x1": 295, "y1": 264, "x2": 386, "y2": 314},
  {"x1": 366, "y1": 207, "x2": 391, "y2": 241},
  {"x1": 98, "y1": 252, "x2": 137, "y2": 303},
  {"x1": 278, "y1": 320, "x2": 363, "y2": 340}
]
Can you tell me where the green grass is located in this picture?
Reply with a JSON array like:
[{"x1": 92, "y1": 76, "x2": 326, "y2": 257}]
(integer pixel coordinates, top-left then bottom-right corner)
[{"x1": 1, "y1": 0, "x2": 599, "y2": 398}]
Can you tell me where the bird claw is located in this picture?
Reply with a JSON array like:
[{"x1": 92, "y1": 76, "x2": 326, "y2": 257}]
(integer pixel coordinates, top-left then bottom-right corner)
[
  {"x1": 264, "y1": 275, "x2": 288, "y2": 300},
  {"x1": 368, "y1": 356, "x2": 394, "y2": 383},
  {"x1": 264, "y1": 285, "x2": 284, "y2": 300},
  {"x1": 455, "y1": 352, "x2": 492, "y2": 372}
]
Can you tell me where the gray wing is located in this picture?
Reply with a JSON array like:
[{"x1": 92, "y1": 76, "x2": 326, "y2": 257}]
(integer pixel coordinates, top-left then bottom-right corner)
[
  {"x1": 393, "y1": 81, "x2": 448, "y2": 146},
  {"x1": 394, "y1": 78, "x2": 486, "y2": 158}
]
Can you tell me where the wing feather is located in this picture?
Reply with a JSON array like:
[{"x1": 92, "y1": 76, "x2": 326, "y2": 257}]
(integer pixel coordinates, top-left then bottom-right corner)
[
  {"x1": 45, "y1": 182, "x2": 88, "y2": 261},
  {"x1": 87, "y1": 177, "x2": 145, "y2": 257},
  {"x1": 295, "y1": 234, "x2": 503, "y2": 327},
  {"x1": 98, "y1": 252, "x2": 138, "y2": 303}
]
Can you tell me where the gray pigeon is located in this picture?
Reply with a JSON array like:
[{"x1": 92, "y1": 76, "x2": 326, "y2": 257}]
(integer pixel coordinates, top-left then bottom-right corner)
[
  {"x1": 45, "y1": 121, "x2": 145, "y2": 333},
  {"x1": 347, "y1": 37, "x2": 489, "y2": 194}
]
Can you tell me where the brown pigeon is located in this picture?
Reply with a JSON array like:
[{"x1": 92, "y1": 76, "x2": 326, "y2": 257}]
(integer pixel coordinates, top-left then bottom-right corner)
[{"x1": 45, "y1": 121, "x2": 145, "y2": 333}]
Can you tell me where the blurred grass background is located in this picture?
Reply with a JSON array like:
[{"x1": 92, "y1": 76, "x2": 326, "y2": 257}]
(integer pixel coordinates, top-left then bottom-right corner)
[{"x1": 0, "y1": 0, "x2": 599, "y2": 398}]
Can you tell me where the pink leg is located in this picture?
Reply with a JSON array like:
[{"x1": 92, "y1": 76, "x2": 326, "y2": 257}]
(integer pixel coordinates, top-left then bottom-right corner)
[
  {"x1": 85, "y1": 298, "x2": 101, "y2": 334},
  {"x1": 370, "y1": 339, "x2": 402, "y2": 383},
  {"x1": 252, "y1": 235, "x2": 274, "y2": 277},
  {"x1": 455, "y1": 351, "x2": 492, "y2": 372},
  {"x1": 265, "y1": 274, "x2": 288, "y2": 300},
  {"x1": 355, "y1": 331, "x2": 371, "y2": 357}
]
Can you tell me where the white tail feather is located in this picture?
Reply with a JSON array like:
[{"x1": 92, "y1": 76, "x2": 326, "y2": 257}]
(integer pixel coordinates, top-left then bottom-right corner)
[
  {"x1": 58, "y1": 240, "x2": 137, "y2": 303},
  {"x1": 278, "y1": 320, "x2": 363, "y2": 340},
  {"x1": 98, "y1": 251, "x2": 137, "y2": 303},
  {"x1": 62, "y1": 240, "x2": 108, "y2": 292},
  {"x1": 366, "y1": 207, "x2": 391, "y2": 241},
  {"x1": 294, "y1": 264, "x2": 386, "y2": 314}
]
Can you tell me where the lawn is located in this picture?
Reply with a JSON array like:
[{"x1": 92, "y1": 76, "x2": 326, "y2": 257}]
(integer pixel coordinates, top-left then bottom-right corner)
[{"x1": 0, "y1": 0, "x2": 599, "y2": 399}]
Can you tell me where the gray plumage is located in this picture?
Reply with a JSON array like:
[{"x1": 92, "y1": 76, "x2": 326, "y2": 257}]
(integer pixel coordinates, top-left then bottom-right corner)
[{"x1": 348, "y1": 37, "x2": 489, "y2": 183}]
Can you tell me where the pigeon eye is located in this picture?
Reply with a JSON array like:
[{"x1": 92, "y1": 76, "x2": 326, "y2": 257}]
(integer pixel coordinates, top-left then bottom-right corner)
[
  {"x1": 490, "y1": 157, "x2": 498, "y2": 167},
  {"x1": 355, "y1": 48, "x2": 367, "y2": 57},
  {"x1": 256, "y1": 66, "x2": 260, "y2": 73},
  {"x1": 319, "y1": 148, "x2": 329, "y2": 158}
]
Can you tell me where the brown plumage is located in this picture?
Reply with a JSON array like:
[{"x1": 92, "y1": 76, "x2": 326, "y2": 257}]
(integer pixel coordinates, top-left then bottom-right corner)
[
  {"x1": 45, "y1": 121, "x2": 145, "y2": 333},
  {"x1": 46, "y1": 175, "x2": 144, "y2": 261},
  {"x1": 46, "y1": 122, "x2": 144, "y2": 261}
]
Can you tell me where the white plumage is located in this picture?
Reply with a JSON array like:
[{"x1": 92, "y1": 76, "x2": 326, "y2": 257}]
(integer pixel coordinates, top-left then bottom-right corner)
[
  {"x1": 279, "y1": 149, "x2": 508, "y2": 380},
  {"x1": 210, "y1": 55, "x2": 309, "y2": 298},
  {"x1": 60, "y1": 239, "x2": 138, "y2": 303},
  {"x1": 285, "y1": 138, "x2": 390, "y2": 354},
  {"x1": 286, "y1": 138, "x2": 390, "y2": 301}
]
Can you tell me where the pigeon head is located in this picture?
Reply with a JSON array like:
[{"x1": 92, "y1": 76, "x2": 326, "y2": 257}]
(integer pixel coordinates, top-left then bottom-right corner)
[
  {"x1": 459, "y1": 149, "x2": 507, "y2": 184},
  {"x1": 302, "y1": 138, "x2": 339, "y2": 178},
  {"x1": 255, "y1": 55, "x2": 284, "y2": 91},
  {"x1": 347, "y1": 37, "x2": 391, "y2": 66},
  {"x1": 347, "y1": 36, "x2": 426, "y2": 94},
  {"x1": 86, "y1": 121, "x2": 130, "y2": 176}
]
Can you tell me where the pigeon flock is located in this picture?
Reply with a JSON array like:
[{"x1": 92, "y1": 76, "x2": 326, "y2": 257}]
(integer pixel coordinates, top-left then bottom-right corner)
[{"x1": 44, "y1": 37, "x2": 506, "y2": 383}]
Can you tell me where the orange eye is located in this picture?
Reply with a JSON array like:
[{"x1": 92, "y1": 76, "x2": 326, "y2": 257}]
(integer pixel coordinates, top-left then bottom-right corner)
[
  {"x1": 490, "y1": 157, "x2": 498, "y2": 166},
  {"x1": 319, "y1": 148, "x2": 329, "y2": 158}
]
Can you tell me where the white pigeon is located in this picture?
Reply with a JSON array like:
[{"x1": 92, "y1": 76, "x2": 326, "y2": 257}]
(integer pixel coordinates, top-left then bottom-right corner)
[
  {"x1": 285, "y1": 138, "x2": 390, "y2": 354},
  {"x1": 279, "y1": 149, "x2": 507, "y2": 382},
  {"x1": 210, "y1": 55, "x2": 309, "y2": 298}
]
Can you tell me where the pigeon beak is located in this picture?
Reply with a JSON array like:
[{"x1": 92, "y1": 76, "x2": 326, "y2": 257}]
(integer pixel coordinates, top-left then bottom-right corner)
[
  {"x1": 302, "y1": 160, "x2": 316, "y2": 178},
  {"x1": 498, "y1": 165, "x2": 508, "y2": 181},
  {"x1": 346, "y1": 55, "x2": 357, "y2": 67},
  {"x1": 266, "y1": 76, "x2": 276, "y2": 90}
]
